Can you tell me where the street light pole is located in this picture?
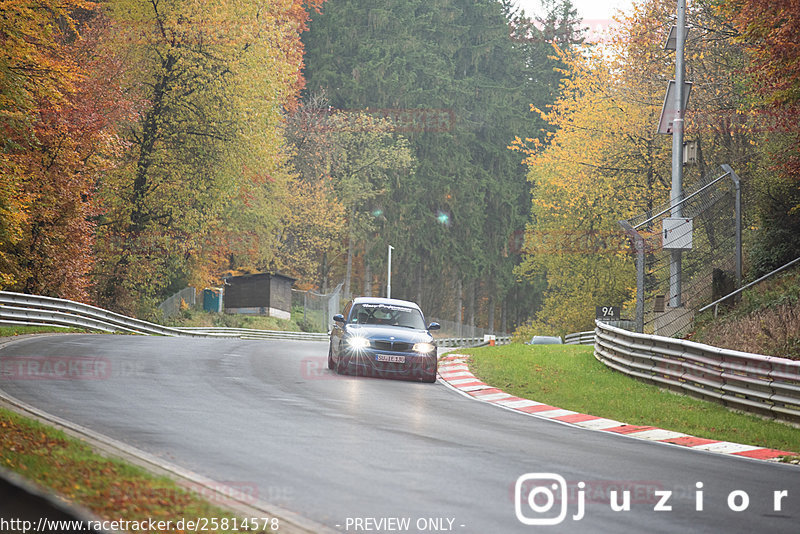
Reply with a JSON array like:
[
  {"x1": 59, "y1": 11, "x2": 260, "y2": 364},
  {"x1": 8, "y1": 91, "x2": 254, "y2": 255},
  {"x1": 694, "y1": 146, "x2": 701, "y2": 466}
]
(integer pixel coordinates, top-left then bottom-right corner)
[
  {"x1": 670, "y1": 0, "x2": 686, "y2": 308},
  {"x1": 387, "y1": 245, "x2": 394, "y2": 299}
]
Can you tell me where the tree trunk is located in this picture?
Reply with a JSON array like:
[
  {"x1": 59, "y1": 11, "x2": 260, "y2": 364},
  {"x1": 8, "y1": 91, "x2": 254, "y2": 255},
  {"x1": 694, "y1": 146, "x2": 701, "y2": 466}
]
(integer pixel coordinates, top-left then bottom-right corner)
[
  {"x1": 129, "y1": 52, "x2": 176, "y2": 235},
  {"x1": 416, "y1": 265, "x2": 424, "y2": 308},
  {"x1": 467, "y1": 280, "x2": 475, "y2": 337},
  {"x1": 363, "y1": 258, "x2": 371, "y2": 297},
  {"x1": 487, "y1": 292, "x2": 495, "y2": 334},
  {"x1": 344, "y1": 239, "x2": 353, "y2": 299},
  {"x1": 321, "y1": 252, "x2": 328, "y2": 293},
  {"x1": 455, "y1": 276, "x2": 463, "y2": 338},
  {"x1": 344, "y1": 208, "x2": 355, "y2": 299}
]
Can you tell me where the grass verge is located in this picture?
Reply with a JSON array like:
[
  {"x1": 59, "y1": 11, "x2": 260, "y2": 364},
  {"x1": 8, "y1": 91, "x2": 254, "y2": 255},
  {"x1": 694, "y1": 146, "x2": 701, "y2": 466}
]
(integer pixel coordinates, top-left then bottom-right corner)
[
  {"x1": 0, "y1": 406, "x2": 272, "y2": 533},
  {"x1": 163, "y1": 309, "x2": 309, "y2": 333},
  {"x1": 0, "y1": 326, "x2": 88, "y2": 337},
  {"x1": 460, "y1": 344, "x2": 800, "y2": 456}
]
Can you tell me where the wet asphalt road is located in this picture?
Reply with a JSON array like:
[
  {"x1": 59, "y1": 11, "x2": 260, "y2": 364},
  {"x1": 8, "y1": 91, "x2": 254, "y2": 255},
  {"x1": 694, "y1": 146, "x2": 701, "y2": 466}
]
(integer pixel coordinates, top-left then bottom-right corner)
[{"x1": 1, "y1": 334, "x2": 798, "y2": 533}]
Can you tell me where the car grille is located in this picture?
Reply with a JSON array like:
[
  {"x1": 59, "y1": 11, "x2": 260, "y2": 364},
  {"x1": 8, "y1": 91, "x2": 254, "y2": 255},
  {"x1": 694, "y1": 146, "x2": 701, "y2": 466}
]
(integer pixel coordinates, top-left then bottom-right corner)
[{"x1": 373, "y1": 340, "x2": 414, "y2": 352}]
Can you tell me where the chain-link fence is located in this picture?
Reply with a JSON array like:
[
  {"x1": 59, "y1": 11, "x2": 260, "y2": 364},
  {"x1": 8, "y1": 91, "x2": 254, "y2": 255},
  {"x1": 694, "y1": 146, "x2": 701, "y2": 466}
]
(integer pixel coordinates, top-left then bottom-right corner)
[
  {"x1": 428, "y1": 317, "x2": 507, "y2": 339},
  {"x1": 158, "y1": 287, "x2": 197, "y2": 319},
  {"x1": 620, "y1": 165, "x2": 742, "y2": 336},
  {"x1": 292, "y1": 283, "x2": 343, "y2": 333}
]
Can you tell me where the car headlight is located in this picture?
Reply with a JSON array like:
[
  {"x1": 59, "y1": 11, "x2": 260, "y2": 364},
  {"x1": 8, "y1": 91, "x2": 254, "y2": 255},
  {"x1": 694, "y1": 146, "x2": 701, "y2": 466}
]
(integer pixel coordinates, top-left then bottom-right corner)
[
  {"x1": 347, "y1": 337, "x2": 370, "y2": 350},
  {"x1": 413, "y1": 342, "x2": 436, "y2": 353}
]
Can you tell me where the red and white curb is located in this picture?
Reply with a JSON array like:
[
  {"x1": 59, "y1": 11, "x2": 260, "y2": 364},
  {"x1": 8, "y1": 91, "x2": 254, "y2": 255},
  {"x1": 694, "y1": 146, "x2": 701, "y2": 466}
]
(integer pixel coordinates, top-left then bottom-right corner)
[{"x1": 438, "y1": 354, "x2": 796, "y2": 462}]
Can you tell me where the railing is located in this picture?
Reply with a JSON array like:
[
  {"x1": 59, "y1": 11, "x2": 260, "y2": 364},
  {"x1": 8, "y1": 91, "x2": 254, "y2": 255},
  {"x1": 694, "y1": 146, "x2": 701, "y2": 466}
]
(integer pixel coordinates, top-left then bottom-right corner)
[
  {"x1": 176, "y1": 326, "x2": 328, "y2": 342},
  {"x1": 436, "y1": 336, "x2": 512, "y2": 348},
  {"x1": 699, "y1": 255, "x2": 800, "y2": 317},
  {"x1": 0, "y1": 291, "x2": 499, "y2": 347},
  {"x1": 0, "y1": 291, "x2": 204, "y2": 337},
  {"x1": 428, "y1": 317, "x2": 509, "y2": 340},
  {"x1": 564, "y1": 331, "x2": 594, "y2": 345},
  {"x1": 594, "y1": 320, "x2": 800, "y2": 425}
]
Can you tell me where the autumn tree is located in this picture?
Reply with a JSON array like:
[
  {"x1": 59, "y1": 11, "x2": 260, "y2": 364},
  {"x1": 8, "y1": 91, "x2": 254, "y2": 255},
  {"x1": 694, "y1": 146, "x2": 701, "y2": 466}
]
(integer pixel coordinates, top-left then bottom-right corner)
[
  {"x1": 510, "y1": 0, "x2": 757, "y2": 336},
  {"x1": 281, "y1": 94, "x2": 414, "y2": 293},
  {"x1": 277, "y1": 177, "x2": 345, "y2": 290},
  {"x1": 280, "y1": 93, "x2": 346, "y2": 290},
  {"x1": 716, "y1": 0, "x2": 800, "y2": 274},
  {"x1": 0, "y1": 1, "x2": 128, "y2": 300},
  {"x1": 511, "y1": 44, "x2": 671, "y2": 336},
  {"x1": 329, "y1": 112, "x2": 414, "y2": 298},
  {"x1": 93, "y1": 0, "x2": 320, "y2": 314}
]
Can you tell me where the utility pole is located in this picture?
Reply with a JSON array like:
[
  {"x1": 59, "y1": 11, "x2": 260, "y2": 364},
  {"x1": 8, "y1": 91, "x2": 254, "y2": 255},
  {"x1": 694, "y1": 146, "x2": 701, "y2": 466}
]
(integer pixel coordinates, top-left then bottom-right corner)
[
  {"x1": 669, "y1": 0, "x2": 686, "y2": 308},
  {"x1": 387, "y1": 245, "x2": 394, "y2": 299}
]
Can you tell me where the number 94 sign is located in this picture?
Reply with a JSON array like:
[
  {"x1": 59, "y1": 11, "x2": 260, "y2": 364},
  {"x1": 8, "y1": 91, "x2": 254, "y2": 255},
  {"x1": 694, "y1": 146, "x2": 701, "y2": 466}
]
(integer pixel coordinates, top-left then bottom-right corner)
[{"x1": 596, "y1": 306, "x2": 620, "y2": 321}]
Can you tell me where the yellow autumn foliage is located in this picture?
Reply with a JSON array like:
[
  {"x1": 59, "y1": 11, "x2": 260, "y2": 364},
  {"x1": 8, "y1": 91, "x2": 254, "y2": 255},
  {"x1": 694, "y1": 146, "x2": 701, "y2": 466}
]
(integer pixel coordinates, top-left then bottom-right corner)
[{"x1": 512, "y1": 44, "x2": 671, "y2": 337}]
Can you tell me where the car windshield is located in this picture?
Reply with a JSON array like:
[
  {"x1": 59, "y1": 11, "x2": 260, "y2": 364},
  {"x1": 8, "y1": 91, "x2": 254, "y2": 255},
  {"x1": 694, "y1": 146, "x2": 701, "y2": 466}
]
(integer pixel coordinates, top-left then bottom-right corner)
[{"x1": 349, "y1": 303, "x2": 427, "y2": 330}]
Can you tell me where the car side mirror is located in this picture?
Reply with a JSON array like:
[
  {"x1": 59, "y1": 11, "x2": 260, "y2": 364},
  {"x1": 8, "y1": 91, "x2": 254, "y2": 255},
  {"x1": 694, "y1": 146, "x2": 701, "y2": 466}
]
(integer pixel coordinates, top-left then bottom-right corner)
[
  {"x1": 427, "y1": 322, "x2": 440, "y2": 331},
  {"x1": 333, "y1": 314, "x2": 345, "y2": 324}
]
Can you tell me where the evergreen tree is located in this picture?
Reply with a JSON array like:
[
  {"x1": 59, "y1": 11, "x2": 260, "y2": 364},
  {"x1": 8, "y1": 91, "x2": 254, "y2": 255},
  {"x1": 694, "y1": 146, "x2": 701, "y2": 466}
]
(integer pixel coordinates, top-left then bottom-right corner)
[{"x1": 302, "y1": 0, "x2": 584, "y2": 329}]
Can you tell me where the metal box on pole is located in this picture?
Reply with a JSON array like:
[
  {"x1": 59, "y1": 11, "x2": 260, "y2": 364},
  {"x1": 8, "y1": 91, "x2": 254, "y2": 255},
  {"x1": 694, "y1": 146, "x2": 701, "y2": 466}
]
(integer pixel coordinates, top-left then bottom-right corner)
[{"x1": 662, "y1": 218, "x2": 693, "y2": 250}]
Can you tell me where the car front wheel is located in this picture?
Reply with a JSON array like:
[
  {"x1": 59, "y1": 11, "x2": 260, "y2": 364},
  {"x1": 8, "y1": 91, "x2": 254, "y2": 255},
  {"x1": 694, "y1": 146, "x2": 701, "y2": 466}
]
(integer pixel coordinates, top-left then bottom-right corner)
[
  {"x1": 335, "y1": 351, "x2": 349, "y2": 375},
  {"x1": 327, "y1": 343, "x2": 335, "y2": 370}
]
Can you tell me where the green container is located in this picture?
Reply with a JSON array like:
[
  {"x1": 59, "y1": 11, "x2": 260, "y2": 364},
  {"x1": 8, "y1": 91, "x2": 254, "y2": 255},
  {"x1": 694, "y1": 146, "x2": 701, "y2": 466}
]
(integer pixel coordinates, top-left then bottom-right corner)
[{"x1": 203, "y1": 288, "x2": 223, "y2": 313}]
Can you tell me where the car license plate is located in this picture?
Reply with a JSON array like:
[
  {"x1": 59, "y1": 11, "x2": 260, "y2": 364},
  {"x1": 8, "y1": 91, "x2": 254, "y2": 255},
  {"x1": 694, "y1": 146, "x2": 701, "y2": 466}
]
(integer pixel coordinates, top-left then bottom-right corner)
[{"x1": 376, "y1": 354, "x2": 405, "y2": 364}]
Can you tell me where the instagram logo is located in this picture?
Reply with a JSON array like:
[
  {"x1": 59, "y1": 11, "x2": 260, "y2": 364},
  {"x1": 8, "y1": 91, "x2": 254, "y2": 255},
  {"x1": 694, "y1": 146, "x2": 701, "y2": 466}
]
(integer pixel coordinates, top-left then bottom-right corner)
[
  {"x1": 514, "y1": 473, "x2": 791, "y2": 525},
  {"x1": 515, "y1": 473, "x2": 583, "y2": 526}
]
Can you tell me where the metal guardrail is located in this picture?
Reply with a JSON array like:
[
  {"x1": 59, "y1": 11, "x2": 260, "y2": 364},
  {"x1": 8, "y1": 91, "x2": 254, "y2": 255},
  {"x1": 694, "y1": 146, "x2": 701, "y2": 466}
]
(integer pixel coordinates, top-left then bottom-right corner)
[
  {"x1": 436, "y1": 336, "x2": 512, "y2": 348},
  {"x1": 0, "y1": 291, "x2": 204, "y2": 337},
  {"x1": 0, "y1": 291, "x2": 500, "y2": 347},
  {"x1": 564, "y1": 331, "x2": 594, "y2": 345},
  {"x1": 175, "y1": 326, "x2": 329, "y2": 341},
  {"x1": 594, "y1": 320, "x2": 800, "y2": 425}
]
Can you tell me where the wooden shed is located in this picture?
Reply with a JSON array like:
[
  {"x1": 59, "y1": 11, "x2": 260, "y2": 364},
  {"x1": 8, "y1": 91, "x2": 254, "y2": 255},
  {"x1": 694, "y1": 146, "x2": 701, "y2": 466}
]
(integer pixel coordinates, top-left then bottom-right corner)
[{"x1": 223, "y1": 273, "x2": 295, "y2": 319}]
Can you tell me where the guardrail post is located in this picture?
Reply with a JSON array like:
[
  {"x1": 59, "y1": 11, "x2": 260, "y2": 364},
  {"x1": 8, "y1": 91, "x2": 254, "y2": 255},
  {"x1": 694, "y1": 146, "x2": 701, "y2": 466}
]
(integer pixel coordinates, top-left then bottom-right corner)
[
  {"x1": 619, "y1": 221, "x2": 645, "y2": 333},
  {"x1": 721, "y1": 164, "x2": 742, "y2": 292}
]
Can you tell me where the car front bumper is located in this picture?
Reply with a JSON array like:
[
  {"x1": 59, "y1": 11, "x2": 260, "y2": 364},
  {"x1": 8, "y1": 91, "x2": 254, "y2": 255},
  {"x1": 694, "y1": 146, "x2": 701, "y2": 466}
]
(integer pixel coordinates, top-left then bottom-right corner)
[{"x1": 342, "y1": 348, "x2": 438, "y2": 379}]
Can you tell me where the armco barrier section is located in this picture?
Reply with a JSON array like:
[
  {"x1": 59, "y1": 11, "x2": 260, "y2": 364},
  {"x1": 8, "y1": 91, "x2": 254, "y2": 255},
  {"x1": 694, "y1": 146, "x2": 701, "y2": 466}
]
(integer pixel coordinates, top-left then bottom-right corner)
[
  {"x1": 564, "y1": 331, "x2": 594, "y2": 345},
  {"x1": 0, "y1": 291, "x2": 200, "y2": 337},
  {"x1": 594, "y1": 320, "x2": 800, "y2": 425},
  {"x1": 436, "y1": 336, "x2": 511, "y2": 348},
  {"x1": 176, "y1": 326, "x2": 329, "y2": 341},
  {"x1": 0, "y1": 291, "x2": 501, "y2": 347}
]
